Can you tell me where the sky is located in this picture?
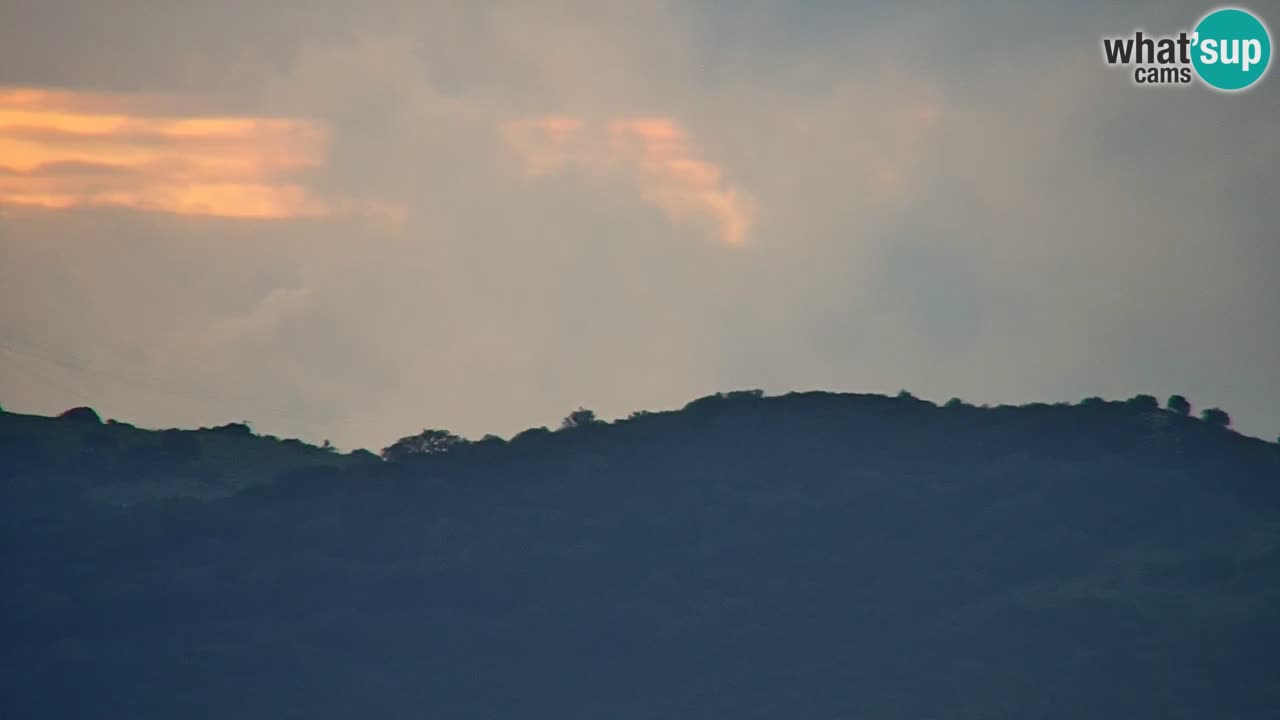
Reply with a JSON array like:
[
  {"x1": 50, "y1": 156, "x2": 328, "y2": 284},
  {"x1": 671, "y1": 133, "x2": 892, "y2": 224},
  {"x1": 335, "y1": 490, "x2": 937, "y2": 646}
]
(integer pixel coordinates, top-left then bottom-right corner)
[{"x1": 1, "y1": 0, "x2": 1277, "y2": 450}]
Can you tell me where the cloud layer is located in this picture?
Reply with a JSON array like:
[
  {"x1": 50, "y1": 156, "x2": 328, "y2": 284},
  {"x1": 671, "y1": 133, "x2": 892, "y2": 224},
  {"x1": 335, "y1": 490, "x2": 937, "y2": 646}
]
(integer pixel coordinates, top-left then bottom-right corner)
[{"x1": 1, "y1": 1, "x2": 1277, "y2": 449}]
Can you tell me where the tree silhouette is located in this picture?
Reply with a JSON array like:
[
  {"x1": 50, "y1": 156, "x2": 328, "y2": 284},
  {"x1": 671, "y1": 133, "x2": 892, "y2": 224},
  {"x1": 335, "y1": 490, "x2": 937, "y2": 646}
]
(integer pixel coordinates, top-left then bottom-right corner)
[
  {"x1": 1200, "y1": 408, "x2": 1231, "y2": 428},
  {"x1": 381, "y1": 429, "x2": 467, "y2": 461},
  {"x1": 560, "y1": 407, "x2": 600, "y2": 430},
  {"x1": 59, "y1": 406, "x2": 102, "y2": 424},
  {"x1": 207, "y1": 422, "x2": 252, "y2": 436},
  {"x1": 1127, "y1": 394, "x2": 1159, "y2": 412},
  {"x1": 511, "y1": 426, "x2": 551, "y2": 443},
  {"x1": 1167, "y1": 395, "x2": 1192, "y2": 416}
]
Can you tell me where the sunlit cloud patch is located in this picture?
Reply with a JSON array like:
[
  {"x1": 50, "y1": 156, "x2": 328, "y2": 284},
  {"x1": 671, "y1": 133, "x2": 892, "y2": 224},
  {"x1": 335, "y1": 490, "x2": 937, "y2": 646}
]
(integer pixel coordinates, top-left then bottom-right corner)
[
  {"x1": 0, "y1": 87, "x2": 328, "y2": 219},
  {"x1": 504, "y1": 114, "x2": 755, "y2": 246}
]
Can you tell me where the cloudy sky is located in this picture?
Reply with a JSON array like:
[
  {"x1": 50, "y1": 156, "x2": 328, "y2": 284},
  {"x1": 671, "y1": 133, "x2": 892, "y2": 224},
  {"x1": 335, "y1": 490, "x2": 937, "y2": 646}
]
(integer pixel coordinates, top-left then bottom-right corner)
[{"x1": 1, "y1": 0, "x2": 1277, "y2": 450}]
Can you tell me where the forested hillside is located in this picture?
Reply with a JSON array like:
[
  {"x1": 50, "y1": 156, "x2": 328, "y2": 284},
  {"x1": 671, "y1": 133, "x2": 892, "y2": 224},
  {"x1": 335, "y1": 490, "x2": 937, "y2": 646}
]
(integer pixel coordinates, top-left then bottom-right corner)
[{"x1": 3, "y1": 391, "x2": 1279, "y2": 719}]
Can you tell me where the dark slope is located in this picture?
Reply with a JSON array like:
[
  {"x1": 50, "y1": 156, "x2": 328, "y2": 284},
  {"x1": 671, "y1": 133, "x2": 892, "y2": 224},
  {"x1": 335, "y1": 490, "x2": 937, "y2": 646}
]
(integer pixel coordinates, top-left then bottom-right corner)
[{"x1": 3, "y1": 393, "x2": 1280, "y2": 719}]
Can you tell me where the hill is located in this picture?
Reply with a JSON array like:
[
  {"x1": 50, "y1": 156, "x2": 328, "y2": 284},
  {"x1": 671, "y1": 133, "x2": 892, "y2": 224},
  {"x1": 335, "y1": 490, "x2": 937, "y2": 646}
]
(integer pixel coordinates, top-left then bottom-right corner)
[
  {"x1": 0, "y1": 407, "x2": 374, "y2": 509},
  {"x1": 2, "y1": 391, "x2": 1279, "y2": 719}
]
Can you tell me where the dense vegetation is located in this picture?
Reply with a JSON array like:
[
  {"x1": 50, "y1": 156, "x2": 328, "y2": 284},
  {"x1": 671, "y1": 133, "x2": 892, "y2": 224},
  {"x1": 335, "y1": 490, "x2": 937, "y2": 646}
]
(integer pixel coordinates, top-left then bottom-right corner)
[{"x1": 3, "y1": 391, "x2": 1279, "y2": 719}]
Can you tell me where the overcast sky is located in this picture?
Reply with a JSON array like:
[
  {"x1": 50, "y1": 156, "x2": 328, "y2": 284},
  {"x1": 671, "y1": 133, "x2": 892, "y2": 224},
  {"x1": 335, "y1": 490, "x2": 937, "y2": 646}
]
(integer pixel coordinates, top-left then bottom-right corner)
[{"x1": 1, "y1": 0, "x2": 1277, "y2": 450}]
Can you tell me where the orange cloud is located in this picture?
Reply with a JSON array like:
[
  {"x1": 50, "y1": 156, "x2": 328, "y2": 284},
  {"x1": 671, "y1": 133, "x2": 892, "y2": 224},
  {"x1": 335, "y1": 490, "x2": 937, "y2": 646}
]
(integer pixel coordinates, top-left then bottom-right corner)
[
  {"x1": 608, "y1": 117, "x2": 755, "y2": 247},
  {"x1": 501, "y1": 116, "x2": 585, "y2": 177},
  {"x1": 0, "y1": 87, "x2": 328, "y2": 218},
  {"x1": 503, "y1": 114, "x2": 755, "y2": 246}
]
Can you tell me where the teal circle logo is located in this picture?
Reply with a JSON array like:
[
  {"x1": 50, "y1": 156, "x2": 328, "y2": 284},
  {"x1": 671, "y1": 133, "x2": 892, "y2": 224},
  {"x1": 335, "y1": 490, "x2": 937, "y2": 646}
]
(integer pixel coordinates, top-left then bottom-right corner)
[{"x1": 1192, "y1": 7, "x2": 1272, "y2": 91}]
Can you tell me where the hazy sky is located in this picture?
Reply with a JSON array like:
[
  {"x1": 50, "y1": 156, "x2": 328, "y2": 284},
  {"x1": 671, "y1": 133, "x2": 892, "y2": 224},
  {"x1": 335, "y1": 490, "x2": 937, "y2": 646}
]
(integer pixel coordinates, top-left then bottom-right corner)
[{"x1": 2, "y1": 0, "x2": 1277, "y2": 450}]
